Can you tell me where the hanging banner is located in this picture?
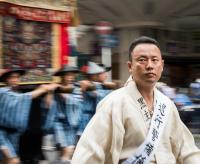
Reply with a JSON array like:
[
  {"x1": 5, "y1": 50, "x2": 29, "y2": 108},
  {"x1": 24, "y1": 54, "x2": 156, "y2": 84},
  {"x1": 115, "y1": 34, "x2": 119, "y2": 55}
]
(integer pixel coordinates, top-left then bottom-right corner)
[
  {"x1": 1, "y1": 16, "x2": 53, "y2": 82},
  {"x1": 0, "y1": 16, "x2": 2, "y2": 68},
  {"x1": 0, "y1": 2, "x2": 71, "y2": 23},
  {"x1": 0, "y1": 1, "x2": 73, "y2": 83},
  {"x1": 0, "y1": 0, "x2": 70, "y2": 11},
  {"x1": 60, "y1": 23, "x2": 69, "y2": 66}
]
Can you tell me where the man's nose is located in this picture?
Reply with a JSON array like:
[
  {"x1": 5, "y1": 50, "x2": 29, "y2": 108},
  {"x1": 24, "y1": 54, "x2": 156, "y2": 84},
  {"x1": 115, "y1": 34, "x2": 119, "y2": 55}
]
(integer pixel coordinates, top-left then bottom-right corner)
[{"x1": 146, "y1": 59, "x2": 154, "y2": 69}]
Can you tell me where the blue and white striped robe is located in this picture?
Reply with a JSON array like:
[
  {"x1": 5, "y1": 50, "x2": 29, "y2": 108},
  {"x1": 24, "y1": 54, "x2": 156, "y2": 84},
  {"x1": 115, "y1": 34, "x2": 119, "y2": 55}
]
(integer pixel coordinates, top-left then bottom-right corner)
[
  {"x1": 0, "y1": 87, "x2": 32, "y2": 131},
  {"x1": 78, "y1": 82, "x2": 112, "y2": 134},
  {"x1": 55, "y1": 85, "x2": 83, "y2": 147},
  {"x1": 0, "y1": 87, "x2": 32, "y2": 158},
  {"x1": 41, "y1": 97, "x2": 57, "y2": 134}
]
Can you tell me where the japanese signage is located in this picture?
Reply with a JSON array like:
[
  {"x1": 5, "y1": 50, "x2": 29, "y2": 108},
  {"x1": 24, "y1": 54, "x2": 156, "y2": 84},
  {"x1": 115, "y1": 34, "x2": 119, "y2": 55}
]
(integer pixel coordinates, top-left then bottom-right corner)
[
  {"x1": 0, "y1": 2, "x2": 71, "y2": 23},
  {"x1": 123, "y1": 94, "x2": 169, "y2": 164},
  {"x1": 0, "y1": 0, "x2": 71, "y2": 11}
]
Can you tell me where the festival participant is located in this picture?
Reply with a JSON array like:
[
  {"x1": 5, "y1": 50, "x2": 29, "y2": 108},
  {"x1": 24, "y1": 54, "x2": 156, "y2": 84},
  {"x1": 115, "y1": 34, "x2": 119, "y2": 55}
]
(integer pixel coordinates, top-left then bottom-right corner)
[
  {"x1": 72, "y1": 36, "x2": 200, "y2": 164},
  {"x1": 78, "y1": 62, "x2": 112, "y2": 135},
  {"x1": 0, "y1": 69, "x2": 59, "y2": 164},
  {"x1": 51, "y1": 65, "x2": 83, "y2": 163}
]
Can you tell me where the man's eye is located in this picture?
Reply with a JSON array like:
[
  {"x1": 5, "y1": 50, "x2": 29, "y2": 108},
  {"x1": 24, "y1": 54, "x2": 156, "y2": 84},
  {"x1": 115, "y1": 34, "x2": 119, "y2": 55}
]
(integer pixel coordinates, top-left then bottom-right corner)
[
  {"x1": 139, "y1": 58, "x2": 146, "y2": 62},
  {"x1": 152, "y1": 59, "x2": 159, "y2": 62}
]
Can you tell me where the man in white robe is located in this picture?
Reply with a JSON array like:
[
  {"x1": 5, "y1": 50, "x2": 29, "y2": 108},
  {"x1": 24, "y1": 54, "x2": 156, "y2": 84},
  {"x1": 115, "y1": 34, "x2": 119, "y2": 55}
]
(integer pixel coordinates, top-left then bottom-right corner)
[{"x1": 72, "y1": 36, "x2": 200, "y2": 164}]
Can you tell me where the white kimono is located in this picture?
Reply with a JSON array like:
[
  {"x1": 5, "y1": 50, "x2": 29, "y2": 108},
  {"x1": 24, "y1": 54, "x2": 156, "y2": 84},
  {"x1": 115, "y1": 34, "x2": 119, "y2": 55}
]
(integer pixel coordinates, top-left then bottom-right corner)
[{"x1": 72, "y1": 78, "x2": 200, "y2": 164}]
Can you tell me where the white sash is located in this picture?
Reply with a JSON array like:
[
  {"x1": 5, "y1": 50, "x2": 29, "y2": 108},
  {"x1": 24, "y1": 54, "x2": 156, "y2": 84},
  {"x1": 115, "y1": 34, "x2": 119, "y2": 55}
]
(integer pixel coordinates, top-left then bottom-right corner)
[{"x1": 123, "y1": 81, "x2": 171, "y2": 164}]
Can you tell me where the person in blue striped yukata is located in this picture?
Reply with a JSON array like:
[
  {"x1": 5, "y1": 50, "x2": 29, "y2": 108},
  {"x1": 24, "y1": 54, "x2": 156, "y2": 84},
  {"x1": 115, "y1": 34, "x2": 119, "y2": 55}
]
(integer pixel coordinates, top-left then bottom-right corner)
[
  {"x1": 77, "y1": 61, "x2": 113, "y2": 137},
  {"x1": 47, "y1": 65, "x2": 83, "y2": 163},
  {"x1": 0, "y1": 69, "x2": 60, "y2": 164}
]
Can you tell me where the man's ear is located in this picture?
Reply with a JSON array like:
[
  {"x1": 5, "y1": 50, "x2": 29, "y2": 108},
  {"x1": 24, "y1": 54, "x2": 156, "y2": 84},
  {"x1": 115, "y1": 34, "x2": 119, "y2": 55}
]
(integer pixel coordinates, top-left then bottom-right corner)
[
  {"x1": 127, "y1": 61, "x2": 132, "y2": 73},
  {"x1": 161, "y1": 59, "x2": 164, "y2": 71}
]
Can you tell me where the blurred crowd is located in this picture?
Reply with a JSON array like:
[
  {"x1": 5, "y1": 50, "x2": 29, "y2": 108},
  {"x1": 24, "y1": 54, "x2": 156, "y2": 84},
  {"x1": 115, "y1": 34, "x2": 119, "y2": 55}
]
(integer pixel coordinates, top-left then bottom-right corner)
[
  {"x1": 156, "y1": 78, "x2": 200, "y2": 110},
  {"x1": 0, "y1": 60, "x2": 199, "y2": 163},
  {"x1": 0, "y1": 61, "x2": 121, "y2": 164}
]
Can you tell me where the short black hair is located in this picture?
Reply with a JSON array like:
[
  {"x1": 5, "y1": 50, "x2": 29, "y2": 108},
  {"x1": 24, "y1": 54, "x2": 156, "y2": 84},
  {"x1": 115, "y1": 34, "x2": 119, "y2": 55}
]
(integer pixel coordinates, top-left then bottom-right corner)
[{"x1": 128, "y1": 36, "x2": 160, "y2": 61}]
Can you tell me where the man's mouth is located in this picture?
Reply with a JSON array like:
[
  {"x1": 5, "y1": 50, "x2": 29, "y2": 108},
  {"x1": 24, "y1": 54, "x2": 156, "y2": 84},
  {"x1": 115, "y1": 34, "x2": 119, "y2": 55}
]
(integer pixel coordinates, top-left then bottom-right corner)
[{"x1": 145, "y1": 72, "x2": 156, "y2": 77}]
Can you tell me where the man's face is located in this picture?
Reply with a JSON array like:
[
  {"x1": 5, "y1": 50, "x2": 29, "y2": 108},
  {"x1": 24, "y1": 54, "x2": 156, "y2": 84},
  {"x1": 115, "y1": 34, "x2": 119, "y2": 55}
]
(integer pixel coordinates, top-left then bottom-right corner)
[
  {"x1": 98, "y1": 72, "x2": 108, "y2": 83},
  {"x1": 127, "y1": 43, "x2": 164, "y2": 87},
  {"x1": 6, "y1": 73, "x2": 21, "y2": 87},
  {"x1": 63, "y1": 72, "x2": 76, "y2": 84}
]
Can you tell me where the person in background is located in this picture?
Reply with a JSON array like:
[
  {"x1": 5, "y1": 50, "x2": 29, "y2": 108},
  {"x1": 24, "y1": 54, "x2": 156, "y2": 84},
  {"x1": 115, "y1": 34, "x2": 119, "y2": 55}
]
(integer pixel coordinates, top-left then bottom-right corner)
[
  {"x1": 78, "y1": 61, "x2": 113, "y2": 136},
  {"x1": 189, "y1": 79, "x2": 200, "y2": 100},
  {"x1": 156, "y1": 83, "x2": 193, "y2": 109},
  {"x1": 47, "y1": 65, "x2": 83, "y2": 163},
  {"x1": 72, "y1": 36, "x2": 200, "y2": 164},
  {"x1": 0, "y1": 69, "x2": 59, "y2": 164}
]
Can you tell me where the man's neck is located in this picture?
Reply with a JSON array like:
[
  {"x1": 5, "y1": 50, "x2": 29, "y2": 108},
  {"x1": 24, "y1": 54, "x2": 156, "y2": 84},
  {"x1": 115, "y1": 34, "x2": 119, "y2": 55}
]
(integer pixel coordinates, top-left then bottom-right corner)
[
  {"x1": 136, "y1": 83, "x2": 154, "y2": 110},
  {"x1": 62, "y1": 81, "x2": 73, "y2": 86},
  {"x1": 7, "y1": 85, "x2": 19, "y2": 92}
]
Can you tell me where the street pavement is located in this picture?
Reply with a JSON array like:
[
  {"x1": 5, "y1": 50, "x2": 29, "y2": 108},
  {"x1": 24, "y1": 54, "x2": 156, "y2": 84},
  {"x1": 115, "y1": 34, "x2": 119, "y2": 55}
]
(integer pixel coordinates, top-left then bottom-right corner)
[{"x1": 38, "y1": 133, "x2": 200, "y2": 164}]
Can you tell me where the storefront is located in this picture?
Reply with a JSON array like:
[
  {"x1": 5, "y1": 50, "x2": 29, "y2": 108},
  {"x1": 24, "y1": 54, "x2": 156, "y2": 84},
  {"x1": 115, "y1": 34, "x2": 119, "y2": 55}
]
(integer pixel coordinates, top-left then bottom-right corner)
[{"x1": 0, "y1": 0, "x2": 76, "y2": 84}]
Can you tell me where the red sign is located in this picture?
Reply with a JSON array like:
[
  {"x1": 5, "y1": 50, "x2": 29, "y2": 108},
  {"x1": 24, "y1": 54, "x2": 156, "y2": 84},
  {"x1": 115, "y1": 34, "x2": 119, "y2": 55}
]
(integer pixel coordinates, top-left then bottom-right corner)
[
  {"x1": 0, "y1": 2, "x2": 71, "y2": 23},
  {"x1": 95, "y1": 21, "x2": 113, "y2": 35}
]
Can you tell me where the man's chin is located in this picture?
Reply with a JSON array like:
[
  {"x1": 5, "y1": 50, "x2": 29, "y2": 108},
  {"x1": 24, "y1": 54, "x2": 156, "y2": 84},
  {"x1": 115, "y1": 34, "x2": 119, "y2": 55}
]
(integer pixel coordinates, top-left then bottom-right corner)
[
  {"x1": 144, "y1": 79, "x2": 157, "y2": 85},
  {"x1": 135, "y1": 79, "x2": 156, "y2": 87},
  {"x1": 9, "y1": 84, "x2": 18, "y2": 87}
]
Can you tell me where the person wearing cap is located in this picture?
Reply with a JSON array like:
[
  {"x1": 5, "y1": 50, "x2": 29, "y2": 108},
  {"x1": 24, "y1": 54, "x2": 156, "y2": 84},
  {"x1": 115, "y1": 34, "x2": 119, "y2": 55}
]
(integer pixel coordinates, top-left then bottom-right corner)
[
  {"x1": 45, "y1": 65, "x2": 83, "y2": 163},
  {"x1": 0, "y1": 69, "x2": 59, "y2": 164},
  {"x1": 78, "y1": 61, "x2": 113, "y2": 136},
  {"x1": 72, "y1": 36, "x2": 200, "y2": 164}
]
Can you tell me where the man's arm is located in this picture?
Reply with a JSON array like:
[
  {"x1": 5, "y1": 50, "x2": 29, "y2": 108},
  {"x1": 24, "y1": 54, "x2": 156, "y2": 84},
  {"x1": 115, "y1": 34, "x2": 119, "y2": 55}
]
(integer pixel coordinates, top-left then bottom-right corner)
[
  {"x1": 72, "y1": 97, "x2": 124, "y2": 164},
  {"x1": 31, "y1": 83, "x2": 60, "y2": 99},
  {"x1": 72, "y1": 110, "x2": 112, "y2": 163},
  {"x1": 170, "y1": 102, "x2": 200, "y2": 163},
  {"x1": 177, "y1": 122, "x2": 200, "y2": 163}
]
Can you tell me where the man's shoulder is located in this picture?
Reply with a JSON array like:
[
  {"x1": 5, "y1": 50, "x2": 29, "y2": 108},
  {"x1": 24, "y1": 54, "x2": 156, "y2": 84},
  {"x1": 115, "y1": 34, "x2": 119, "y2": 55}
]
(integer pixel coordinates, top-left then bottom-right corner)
[
  {"x1": 156, "y1": 88, "x2": 179, "y2": 114},
  {"x1": 0, "y1": 87, "x2": 10, "y2": 93},
  {"x1": 156, "y1": 88, "x2": 173, "y2": 103},
  {"x1": 96, "y1": 87, "x2": 128, "y2": 114},
  {"x1": 107, "y1": 86, "x2": 127, "y2": 98},
  {"x1": 97, "y1": 87, "x2": 127, "y2": 104}
]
